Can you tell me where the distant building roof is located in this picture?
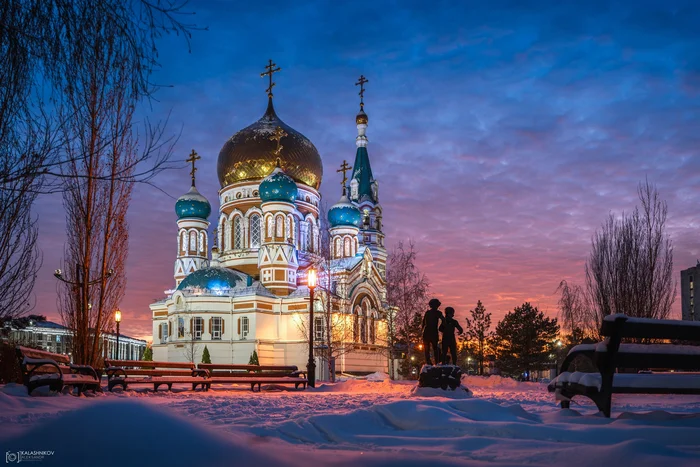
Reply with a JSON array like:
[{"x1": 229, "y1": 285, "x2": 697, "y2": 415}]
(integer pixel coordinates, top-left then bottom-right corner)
[{"x1": 15, "y1": 320, "x2": 145, "y2": 343}]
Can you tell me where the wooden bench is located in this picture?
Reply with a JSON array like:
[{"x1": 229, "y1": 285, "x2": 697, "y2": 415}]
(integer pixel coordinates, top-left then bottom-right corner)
[
  {"x1": 198, "y1": 363, "x2": 308, "y2": 391},
  {"x1": 16, "y1": 346, "x2": 100, "y2": 395},
  {"x1": 104, "y1": 359, "x2": 209, "y2": 392},
  {"x1": 548, "y1": 315, "x2": 700, "y2": 417}
]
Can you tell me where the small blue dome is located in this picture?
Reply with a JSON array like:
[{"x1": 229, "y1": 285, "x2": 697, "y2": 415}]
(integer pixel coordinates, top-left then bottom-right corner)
[
  {"x1": 177, "y1": 267, "x2": 250, "y2": 291},
  {"x1": 328, "y1": 195, "x2": 362, "y2": 228},
  {"x1": 259, "y1": 167, "x2": 297, "y2": 203},
  {"x1": 175, "y1": 186, "x2": 211, "y2": 220}
]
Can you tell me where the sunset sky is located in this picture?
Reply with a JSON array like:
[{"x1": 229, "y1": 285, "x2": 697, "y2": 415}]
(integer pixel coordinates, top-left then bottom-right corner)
[{"x1": 32, "y1": 0, "x2": 700, "y2": 340}]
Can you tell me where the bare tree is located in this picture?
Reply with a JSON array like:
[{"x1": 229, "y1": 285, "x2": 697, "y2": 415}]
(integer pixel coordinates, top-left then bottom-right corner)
[
  {"x1": 1, "y1": 0, "x2": 197, "y2": 326},
  {"x1": 386, "y1": 241, "x2": 430, "y2": 375},
  {"x1": 56, "y1": 3, "x2": 193, "y2": 366},
  {"x1": 585, "y1": 180, "x2": 676, "y2": 332},
  {"x1": 0, "y1": 1, "x2": 56, "y2": 320},
  {"x1": 555, "y1": 280, "x2": 595, "y2": 340},
  {"x1": 182, "y1": 333, "x2": 201, "y2": 363}
]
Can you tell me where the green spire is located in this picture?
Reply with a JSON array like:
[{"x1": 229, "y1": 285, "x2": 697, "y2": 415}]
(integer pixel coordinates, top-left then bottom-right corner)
[{"x1": 351, "y1": 146, "x2": 376, "y2": 202}]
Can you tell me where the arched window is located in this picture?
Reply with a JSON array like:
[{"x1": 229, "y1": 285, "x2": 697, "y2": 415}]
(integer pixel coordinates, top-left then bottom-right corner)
[
  {"x1": 344, "y1": 237, "x2": 351, "y2": 257},
  {"x1": 267, "y1": 216, "x2": 274, "y2": 238},
  {"x1": 360, "y1": 315, "x2": 367, "y2": 343},
  {"x1": 250, "y1": 214, "x2": 261, "y2": 248},
  {"x1": 353, "y1": 309, "x2": 360, "y2": 342},
  {"x1": 233, "y1": 216, "x2": 243, "y2": 249},
  {"x1": 286, "y1": 216, "x2": 292, "y2": 242},
  {"x1": 361, "y1": 300, "x2": 371, "y2": 344},
  {"x1": 370, "y1": 315, "x2": 376, "y2": 344},
  {"x1": 308, "y1": 221, "x2": 315, "y2": 252},
  {"x1": 180, "y1": 231, "x2": 186, "y2": 253},
  {"x1": 224, "y1": 221, "x2": 231, "y2": 250},
  {"x1": 189, "y1": 231, "x2": 197, "y2": 252},
  {"x1": 276, "y1": 215, "x2": 284, "y2": 238},
  {"x1": 292, "y1": 218, "x2": 298, "y2": 247},
  {"x1": 334, "y1": 237, "x2": 341, "y2": 258},
  {"x1": 199, "y1": 231, "x2": 205, "y2": 253},
  {"x1": 302, "y1": 223, "x2": 309, "y2": 251}
]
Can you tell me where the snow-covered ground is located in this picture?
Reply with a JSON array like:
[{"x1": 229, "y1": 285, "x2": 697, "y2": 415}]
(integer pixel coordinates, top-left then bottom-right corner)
[{"x1": 2, "y1": 374, "x2": 700, "y2": 466}]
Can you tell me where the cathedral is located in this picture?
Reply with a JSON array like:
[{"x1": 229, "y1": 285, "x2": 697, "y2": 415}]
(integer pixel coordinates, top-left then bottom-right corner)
[{"x1": 151, "y1": 64, "x2": 389, "y2": 375}]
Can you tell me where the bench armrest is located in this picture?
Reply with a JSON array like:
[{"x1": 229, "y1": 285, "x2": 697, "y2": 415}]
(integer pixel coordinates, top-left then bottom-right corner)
[
  {"x1": 192, "y1": 368, "x2": 209, "y2": 378},
  {"x1": 558, "y1": 344, "x2": 599, "y2": 374},
  {"x1": 23, "y1": 357, "x2": 62, "y2": 374},
  {"x1": 104, "y1": 366, "x2": 127, "y2": 379},
  {"x1": 69, "y1": 364, "x2": 99, "y2": 381},
  {"x1": 21, "y1": 357, "x2": 62, "y2": 386}
]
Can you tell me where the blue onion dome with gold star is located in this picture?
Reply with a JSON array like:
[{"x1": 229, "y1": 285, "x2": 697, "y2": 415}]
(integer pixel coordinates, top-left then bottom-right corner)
[
  {"x1": 328, "y1": 191, "x2": 362, "y2": 228},
  {"x1": 259, "y1": 165, "x2": 298, "y2": 203},
  {"x1": 175, "y1": 185, "x2": 211, "y2": 220}
]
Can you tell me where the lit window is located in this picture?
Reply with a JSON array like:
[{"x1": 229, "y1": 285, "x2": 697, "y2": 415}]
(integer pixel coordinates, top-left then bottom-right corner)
[
  {"x1": 353, "y1": 312, "x2": 359, "y2": 342},
  {"x1": 189, "y1": 231, "x2": 197, "y2": 251},
  {"x1": 314, "y1": 316, "x2": 324, "y2": 342},
  {"x1": 334, "y1": 238, "x2": 341, "y2": 258},
  {"x1": 276, "y1": 215, "x2": 284, "y2": 238},
  {"x1": 212, "y1": 317, "x2": 222, "y2": 340},
  {"x1": 241, "y1": 316, "x2": 250, "y2": 338},
  {"x1": 178, "y1": 317, "x2": 185, "y2": 338},
  {"x1": 160, "y1": 323, "x2": 169, "y2": 343},
  {"x1": 233, "y1": 217, "x2": 243, "y2": 249},
  {"x1": 193, "y1": 317, "x2": 204, "y2": 340},
  {"x1": 250, "y1": 214, "x2": 261, "y2": 248}
]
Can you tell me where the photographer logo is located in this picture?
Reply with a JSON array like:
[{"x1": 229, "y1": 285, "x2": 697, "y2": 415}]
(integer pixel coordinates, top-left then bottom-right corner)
[{"x1": 6, "y1": 451, "x2": 54, "y2": 463}]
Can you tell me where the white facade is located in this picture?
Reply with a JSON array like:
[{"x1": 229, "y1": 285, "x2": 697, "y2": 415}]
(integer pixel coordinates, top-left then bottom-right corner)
[{"x1": 151, "y1": 80, "x2": 390, "y2": 375}]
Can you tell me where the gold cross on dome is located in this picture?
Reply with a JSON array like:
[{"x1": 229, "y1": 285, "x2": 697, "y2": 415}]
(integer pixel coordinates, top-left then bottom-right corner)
[
  {"x1": 270, "y1": 126, "x2": 287, "y2": 156},
  {"x1": 355, "y1": 75, "x2": 368, "y2": 109},
  {"x1": 186, "y1": 149, "x2": 201, "y2": 186},
  {"x1": 337, "y1": 160, "x2": 352, "y2": 187},
  {"x1": 261, "y1": 59, "x2": 281, "y2": 98}
]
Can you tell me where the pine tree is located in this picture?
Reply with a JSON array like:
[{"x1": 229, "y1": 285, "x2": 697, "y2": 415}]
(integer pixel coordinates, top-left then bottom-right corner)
[
  {"x1": 492, "y1": 302, "x2": 560, "y2": 380},
  {"x1": 201, "y1": 345, "x2": 211, "y2": 364},
  {"x1": 142, "y1": 345, "x2": 153, "y2": 361},
  {"x1": 463, "y1": 300, "x2": 491, "y2": 375},
  {"x1": 248, "y1": 350, "x2": 259, "y2": 366}
]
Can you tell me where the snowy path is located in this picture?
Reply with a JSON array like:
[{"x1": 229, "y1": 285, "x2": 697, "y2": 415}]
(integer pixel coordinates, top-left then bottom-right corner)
[{"x1": 2, "y1": 375, "x2": 700, "y2": 466}]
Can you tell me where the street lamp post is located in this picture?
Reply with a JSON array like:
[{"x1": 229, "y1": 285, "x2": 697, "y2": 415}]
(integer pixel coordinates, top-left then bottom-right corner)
[
  {"x1": 115, "y1": 309, "x2": 122, "y2": 360},
  {"x1": 307, "y1": 268, "x2": 317, "y2": 388}
]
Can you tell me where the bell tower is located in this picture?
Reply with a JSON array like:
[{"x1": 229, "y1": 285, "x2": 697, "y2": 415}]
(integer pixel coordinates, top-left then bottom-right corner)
[
  {"x1": 257, "y1": 137, "x2": 300, "y2": 295},
  {"x1": 174, "y1": 150, "x2": 211, "y2": 286},
  {"x1": 349, "y1": 76, "x2": 387, "y2": 278}
]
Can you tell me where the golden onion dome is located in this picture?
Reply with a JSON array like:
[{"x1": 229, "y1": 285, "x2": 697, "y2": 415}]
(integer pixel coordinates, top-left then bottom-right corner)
[
  {"x1": 356, "y1": 108, "x2": 368, "y2": 125},
  {"x1": 217, "y1": 98, "x2": 323, "y2": 189}
]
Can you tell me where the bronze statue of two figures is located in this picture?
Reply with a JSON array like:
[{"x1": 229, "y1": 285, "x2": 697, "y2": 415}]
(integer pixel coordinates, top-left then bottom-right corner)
[{"x1": 418, "y1": 299, "x2": 464, "y2": 390}]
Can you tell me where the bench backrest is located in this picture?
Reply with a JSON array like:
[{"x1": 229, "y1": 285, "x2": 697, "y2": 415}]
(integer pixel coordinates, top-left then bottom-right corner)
[
  {"x1": 198, "y1": 363, "x2": 298, "y2": 372},
  {"x1": 601, "y1": 315, "x2": 700, "y2": 342},
  {"x1": 17, "y1": 346, "x2": 71, "y2": 365},
  {"x1": 104, "y1": 359, "x2": 196, "y2": 370}
]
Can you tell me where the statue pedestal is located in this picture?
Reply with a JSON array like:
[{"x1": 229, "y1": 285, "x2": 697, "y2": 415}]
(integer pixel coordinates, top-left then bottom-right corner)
[{"x1": 418, "y1": 364, "x2": 463, "y2": 390}]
